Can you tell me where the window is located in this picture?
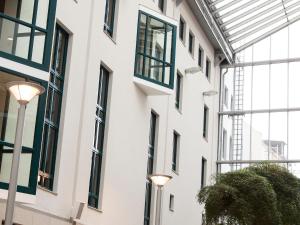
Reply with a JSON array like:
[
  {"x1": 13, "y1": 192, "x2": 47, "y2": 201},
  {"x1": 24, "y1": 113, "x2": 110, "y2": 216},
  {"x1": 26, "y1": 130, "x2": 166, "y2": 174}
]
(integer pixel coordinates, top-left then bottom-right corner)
[
  {"x1": 175, "y1": 73, "x2": 182, "y2": 109},
  {"x1": 39, "y1": 25, "x2": 68, "y2": 190},
  {"x1": 179, "y1": 17, "x2": 185, "y2": 42},
  {"x1": 104, "y1": 0, "x2": 116, "y2": 37},
  {"x1": 0, "y1": 70, "x2": 46, "y2": 194},
  {"x1": 135, "y1": 11, "x2": 177, "y2": 89},
  {"x1": 172, "y1": 132, "x2": 180, "y2": 172},
  {"x1": 198, "y1": 47, "x2": 203, "y2": 67},
  {"x1": 205, "y1": 58, "x2": 211, "y2": 80},
  {"x1": 158, "y1": 0, "x2": 164, "y2": 12},
  {"x1": 0, "y1": 0, "x2": 57, "y2": 70},
  {"x1": 224, "y1": 86, "x2": 228, "y2": 107},
  {"x1": 222, "y1": 129, "x2": 227, "y2": 159},
  {"x1": 144, "y1": 112, "x2": 157, "y2": 225},
  {"x1": 169, "y1": 194, "x2": 174, "y2": 211},
  {"x1": 188, "y1": 32, "x2": 194, "y2": 55},
  {"x1": 203, "y1": 105, "x2": 209, "y2": 139},
  {"x1": 201, "y1": 157, "x2": 207, "y2": 188},
  {"x1": 88, "y1": 66, "x2": 110, "y2": 208}
]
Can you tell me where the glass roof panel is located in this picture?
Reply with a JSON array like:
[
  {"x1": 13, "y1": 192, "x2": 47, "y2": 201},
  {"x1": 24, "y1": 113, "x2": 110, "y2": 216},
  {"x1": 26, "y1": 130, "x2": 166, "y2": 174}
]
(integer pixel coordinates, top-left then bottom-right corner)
[{"x1": 204, "y1": 0, "x2": 300, "y2": 55}]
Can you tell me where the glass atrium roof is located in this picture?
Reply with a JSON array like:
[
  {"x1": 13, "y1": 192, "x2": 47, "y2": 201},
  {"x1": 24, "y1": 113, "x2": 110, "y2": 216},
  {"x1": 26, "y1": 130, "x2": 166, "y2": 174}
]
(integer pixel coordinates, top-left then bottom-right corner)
[{"x1": 205, "y1": 0, "x2": 300, "y2": 53}]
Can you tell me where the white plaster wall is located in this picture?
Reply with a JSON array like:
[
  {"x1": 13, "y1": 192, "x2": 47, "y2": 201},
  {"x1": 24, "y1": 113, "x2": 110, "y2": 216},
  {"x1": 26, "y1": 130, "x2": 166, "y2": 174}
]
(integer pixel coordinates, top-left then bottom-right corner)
[{"x1": 0, "y1": 0, "x2": 221, "y2": 224}]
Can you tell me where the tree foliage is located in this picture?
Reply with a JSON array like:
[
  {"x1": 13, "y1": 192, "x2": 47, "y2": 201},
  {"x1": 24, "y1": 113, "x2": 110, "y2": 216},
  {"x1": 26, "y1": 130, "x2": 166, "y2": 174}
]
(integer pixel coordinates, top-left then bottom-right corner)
[{"x1": 198, "y1": 164, "x2": 300, "y2": 225}]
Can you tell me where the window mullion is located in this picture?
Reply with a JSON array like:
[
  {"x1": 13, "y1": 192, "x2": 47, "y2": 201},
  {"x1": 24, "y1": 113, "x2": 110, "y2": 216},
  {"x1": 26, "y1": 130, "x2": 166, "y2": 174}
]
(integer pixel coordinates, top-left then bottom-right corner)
[{"x1": 28, "y1": 0, "x2": 39, "y2": 60}]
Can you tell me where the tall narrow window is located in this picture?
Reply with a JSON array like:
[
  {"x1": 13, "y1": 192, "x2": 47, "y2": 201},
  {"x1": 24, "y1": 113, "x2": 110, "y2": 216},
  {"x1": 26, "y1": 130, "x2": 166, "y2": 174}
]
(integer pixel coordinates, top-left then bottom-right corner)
[
  {"x1": 169, "y1": 194, "x2": 175, "y2": 211},
  {"x1": 222, "y1": 129, "x2": 227, "y2": 159},
  {"x1": 205, "y1": 58, "x2": 211, "y2": 80},
  {"x1": 144, "y1": 112, "x2": 157, "y2": 225},
  {"x1": 188, "y1": 32, "x2": 194, "y2": 55},
  {"x1": 201, "y1": 157, "x2": 207, "y2": 188},
  {"x1": 224, "y1": 86, "x2": 228, "y2": 107},
  {"x1": 158, "y1": 0, "x2": 164, "y2": 11},
  {"x1": 104, "y1": 0, "x2": 116, "y2": 37},
  {"x1": 88, "y1": 66, "x2": 110, "y2": 208},
  {"x1": 175, "y1": 73, "x2": 182, "y2": 109},
  {"x1": 203, "y1": 105, "x2": 209, "y2": 139},
  {"x1": 39, "y1": 25, "x2": 68, "y2": 190},
  {"x1": 172, "y1": 132, "x2": 180, "y2": 172},
  {"x1": 179, "y1": 17, "x2": 185, "y2": 42},
  {"x1": 198, "y1": 47, "x2": 203, "y2": 67}
]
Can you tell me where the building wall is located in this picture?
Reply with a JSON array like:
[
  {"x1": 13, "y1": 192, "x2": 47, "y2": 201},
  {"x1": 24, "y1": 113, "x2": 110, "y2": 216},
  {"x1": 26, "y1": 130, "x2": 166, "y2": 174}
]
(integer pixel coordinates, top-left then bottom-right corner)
[{"x1": 0, "y1": 0, "x2": 221, "y2": 224}]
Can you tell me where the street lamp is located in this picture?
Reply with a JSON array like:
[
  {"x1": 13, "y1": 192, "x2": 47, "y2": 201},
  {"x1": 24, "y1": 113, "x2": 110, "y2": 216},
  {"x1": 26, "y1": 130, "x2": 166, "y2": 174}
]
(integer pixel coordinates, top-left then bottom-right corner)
[
  {"x1": 149, "y1": 174, "x2": 172, "y2": 225},
  {"x1": 4, "y1": 81, "x2": 45, "y2": 225}
]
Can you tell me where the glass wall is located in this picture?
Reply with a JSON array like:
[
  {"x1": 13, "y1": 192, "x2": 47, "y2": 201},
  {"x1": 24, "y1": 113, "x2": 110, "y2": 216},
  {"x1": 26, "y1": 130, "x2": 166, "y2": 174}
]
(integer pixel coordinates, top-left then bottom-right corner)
[
  {"x1": 0, "y1": 0, "x2": 57, "y2": 70},
  {"x1": 219, "y1": 21, "x2": 300, "y2": 177},
  {"x1": 0, "y1": 70, "x2": 46, "y2": 193}
]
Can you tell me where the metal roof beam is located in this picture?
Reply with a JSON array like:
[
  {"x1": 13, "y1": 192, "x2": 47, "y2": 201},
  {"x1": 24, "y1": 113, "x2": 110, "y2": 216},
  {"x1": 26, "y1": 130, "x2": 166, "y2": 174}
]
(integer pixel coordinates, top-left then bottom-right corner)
[
  {"x1": 210, "y1": 0, "x2": 227, "y2": 7},
  {"x1": 217, "y1": 0, "x2": 260, "y2": 19},
  {"x1": 220, "y1": 0, "x2": 288, "y2": 28},
  {"x1": 228, "y1": 5, "x2": 300, "y2": 39},
  {"x1": 213, "y1": 0, "x2": 242, "y2": 13},
  {"x1": 234, "y1": 14, "x2": 300, "y2": 53},
  {"x1": 226, "y1": 0, "x2": 299, "y2": 32},
  {"x1": 230, "y1": 7, "x2": 300, "y2": 43}
]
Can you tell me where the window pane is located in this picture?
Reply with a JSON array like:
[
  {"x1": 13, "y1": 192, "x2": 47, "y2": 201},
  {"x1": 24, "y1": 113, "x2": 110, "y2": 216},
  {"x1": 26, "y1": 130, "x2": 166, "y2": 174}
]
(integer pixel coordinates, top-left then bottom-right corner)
[
  {"x1": 289, "y1": 62, "x2": 300, "y2": 108},
  {"x1": 145, "y1": 57, "x2": 163, "y2": 82},
  {"x1": 104, "y1": 0, "x2": 115, "y2": 35},
  {"x1": 0, "y1": 0, "x2": 35, "y2": 24},
  {"x1": 0, "y1": 72, "x2": 38, "y2": 148},
  {"x1": 271, "y1": 27, "x2": 288, "y2": 60},
  {"x1": 36, "y1": 0, "x2": 49, "y2": 28},
  {"x1": 137, "y1": 14, "x2": 147, "y2": 54},
  {"x1": 288, "y1": 112, "x2": 300, "y2": 161},
  {"x1": 0, "y1": 146, "x2": 32, "y2": 187},
  {"x1": 52, "y1": 29, "x2": 68, "y2": 75},
  {"x1": 289, "y1": 21, "x2": 300, "y2": 58},
  {"x1": 0, "y1": 18, "x2": 30, "y2": 59},
  {"x1": 253, "y1": 37, "x2": 270, "y2": 62},
  {"x1": 32, "y1": 31, "x2": 46, "y2": 63},
  {"x1": 269, "y1": 112, "x2": 287, "y2": 160},
  {"x1": 165, "y1": 25, "x2": 173, "y2": 63},
  {"x1": 51, "y1": 91, "x2": 62, "y2": 125},
  {"x1": 270, "y1": 64, "x2": 287, "y2": 109},
  {"x1": 252, "y1": 65, "x2": 269, "y2": 110},
  {"x1": 146, "y1": 18, "x2": 165, "y2": 60},
  {"x1": 251, "y1": 113, "x2": 269, "y2": 160}
]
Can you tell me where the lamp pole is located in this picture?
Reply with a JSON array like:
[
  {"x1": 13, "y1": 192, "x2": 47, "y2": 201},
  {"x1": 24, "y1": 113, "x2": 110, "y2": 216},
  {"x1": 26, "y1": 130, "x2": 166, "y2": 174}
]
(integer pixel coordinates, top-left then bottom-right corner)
[
  {"x1": 4, "y1": 81, "x2": 45, "y2": 225},
  {"x1": 149, "y1": 174, "x2": 172, "y2": 225},
  {"x1": 4, "y1": 104, "x2": 26, "y2": 225}
]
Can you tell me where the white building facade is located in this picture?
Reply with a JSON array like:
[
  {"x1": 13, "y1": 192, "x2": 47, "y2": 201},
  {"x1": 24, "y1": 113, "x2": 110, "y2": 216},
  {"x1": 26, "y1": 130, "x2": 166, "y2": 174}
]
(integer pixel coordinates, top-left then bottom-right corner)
[{"x1": 0, "y1": 0, "x2": 231, "y2": 224}]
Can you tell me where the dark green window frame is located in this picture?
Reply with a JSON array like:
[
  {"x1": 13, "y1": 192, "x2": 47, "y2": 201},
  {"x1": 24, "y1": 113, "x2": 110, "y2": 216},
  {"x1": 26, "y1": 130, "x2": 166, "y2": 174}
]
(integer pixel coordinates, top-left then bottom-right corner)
[
  {"x1": 104, "y1": 0, "x2": 116, "y2": 37},
  {"x1": 158, "y1": 0, "x2": 164, "y2": 12},
  {"x1": 203, "y1": 105, "x2": 209, "y2": 139},
  {"x1": 205, "y1": 58, "x2": 211, "y2": 80},
  {"x1": 38, "y1": 25, "x2": 68, "y2": 191},
  {"x1": 201, "y1": 157, "x2": 207, "y2": 189},
  {"x1": 144, "y1": 111, "x2": 157, "y2": 225},
  {"x1": 134, "y1": 11, "x2": 177, "y2": 89},
  {"x1": 172, "y1": 131, "x2": 179, "y2": 172},
  {"x1": 88, "y1": 66, "x2": 110, "y2": 209},
  {"x1": 188, "y1": 31, "x2": 194, "y2": 55},
  {"x1": 0, "y1": 0, "x2": 57, "y2": 71},
  {"x1": 179, "y1": 16, "x2": 185, "y2": 42},
  {"x1": 0, "y1": 67, "x2": 47, "y2": 195},
  {"x1": 175, "y1": 73, "x2": 182, "y2": 109}
]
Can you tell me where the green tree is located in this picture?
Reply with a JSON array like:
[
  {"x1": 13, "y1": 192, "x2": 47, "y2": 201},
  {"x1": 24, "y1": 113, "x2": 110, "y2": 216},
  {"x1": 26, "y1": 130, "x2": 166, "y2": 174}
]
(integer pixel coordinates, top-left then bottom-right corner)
[{"x1": 198, "y1": 164, "x2": 300, "y2": 225}]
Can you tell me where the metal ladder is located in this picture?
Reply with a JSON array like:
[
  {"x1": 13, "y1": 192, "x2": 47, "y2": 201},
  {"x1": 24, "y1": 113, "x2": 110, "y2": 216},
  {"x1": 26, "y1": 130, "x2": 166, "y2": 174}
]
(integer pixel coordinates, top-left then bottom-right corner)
[{"x1": 231, "y1": 58, "x2": 245, "y2": 170}]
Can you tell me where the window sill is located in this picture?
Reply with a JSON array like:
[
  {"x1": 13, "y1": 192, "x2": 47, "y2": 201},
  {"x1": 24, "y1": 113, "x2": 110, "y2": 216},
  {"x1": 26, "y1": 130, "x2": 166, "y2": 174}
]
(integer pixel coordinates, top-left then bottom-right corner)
[
  {"x1": 175, "y1": 106, "x2": 182, "y2": 115},
  {"x1": 87, "y1": 206, "x2": 103, "y2": 213},
  {"x1": 203, "y1": 136, "x2": 208, "y2": 143},
  {"x1": 172, "y1": 170, "x2": 179, "y2": 176},
  {"x1": 133, "y1": 76, "x2": 174, "y2": 95},
  {"x1": 103, "y1": 30, "x2": 116, "y2": 45},
  {"x1": 38, "y1": 186, "x2": 58, "y2": 196}
]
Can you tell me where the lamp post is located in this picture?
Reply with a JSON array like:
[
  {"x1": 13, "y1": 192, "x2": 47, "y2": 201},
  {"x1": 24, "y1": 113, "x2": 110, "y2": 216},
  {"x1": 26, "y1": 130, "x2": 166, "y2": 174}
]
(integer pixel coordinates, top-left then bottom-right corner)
[
  {"x1": 4, "y1": 81, "x2": 45, "y2": 225},
  {"x1": 149, "y1": 174, "x2": 172, "y2": 225}
]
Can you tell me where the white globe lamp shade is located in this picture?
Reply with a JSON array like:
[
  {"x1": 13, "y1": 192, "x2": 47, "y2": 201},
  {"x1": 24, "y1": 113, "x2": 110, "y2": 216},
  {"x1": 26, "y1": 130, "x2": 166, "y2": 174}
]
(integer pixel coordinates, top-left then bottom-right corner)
[{"x1": 149, "y1": 174, "x2": 172, "y2": 187}]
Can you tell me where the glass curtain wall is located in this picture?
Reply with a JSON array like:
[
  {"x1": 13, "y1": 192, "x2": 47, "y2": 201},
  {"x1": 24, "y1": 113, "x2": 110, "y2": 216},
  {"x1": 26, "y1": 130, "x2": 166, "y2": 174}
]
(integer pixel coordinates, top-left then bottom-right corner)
[{"x1": 219, "y1": 21, "x2": 300, "y2": 177}]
